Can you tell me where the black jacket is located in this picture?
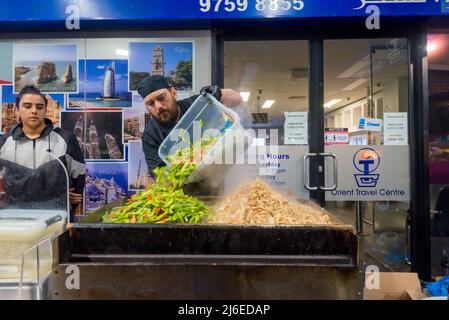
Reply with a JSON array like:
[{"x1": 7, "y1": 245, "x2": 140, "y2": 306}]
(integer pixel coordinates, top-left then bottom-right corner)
[{"x1": 0, "y1": 118, "x2": 86, "y2": 207}]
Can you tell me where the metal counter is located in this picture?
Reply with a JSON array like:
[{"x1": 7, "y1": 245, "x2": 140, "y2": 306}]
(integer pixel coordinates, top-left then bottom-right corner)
[{"x1": 51, "y1": 200, "x2": 362, "y2": 299}]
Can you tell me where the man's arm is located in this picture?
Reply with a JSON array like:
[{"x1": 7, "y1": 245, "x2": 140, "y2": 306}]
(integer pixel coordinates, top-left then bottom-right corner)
[
  {"x1": 63, "y1": 132, "x2": 86, "y2": 207},
  {"x1": 65, "y1": 133, "x2": 86, "y2": 191},
  {"x1": 0, "y1": 134, "x2": 10, "y2": 171},
  {"x1": 220, "y1": 89, "x2": 243, "y2": 108}
]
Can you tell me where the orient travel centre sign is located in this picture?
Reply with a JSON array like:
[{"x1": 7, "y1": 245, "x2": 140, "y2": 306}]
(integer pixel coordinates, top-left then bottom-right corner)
[{"x1": 325, "y1": 146, "x2": 410, "y2": 201}]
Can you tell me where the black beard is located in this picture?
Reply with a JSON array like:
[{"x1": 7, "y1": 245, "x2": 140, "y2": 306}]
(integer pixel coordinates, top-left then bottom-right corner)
[{"x1": 156, "y1": 104, "x2": 179, "y2": 126}]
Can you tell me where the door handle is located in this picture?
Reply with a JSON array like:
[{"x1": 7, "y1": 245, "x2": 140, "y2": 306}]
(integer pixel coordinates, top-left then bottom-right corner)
[
  {"x1": 319, "y1": 152, "x2": 338, "y2": 191},
  {"x1": 303, "y1": 153, "x2": 318, "y2": 191}
]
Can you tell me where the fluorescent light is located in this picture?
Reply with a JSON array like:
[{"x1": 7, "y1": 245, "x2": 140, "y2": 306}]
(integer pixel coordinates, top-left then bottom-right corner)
[
  {"x1": 240, "y1": 92, "x2": 250, "y2": 102},
  {"x1": 427, "y1": 43, "x2": 438, "y2": 53},
  {"x1": 116, "y1": 49, "x2": 129, "y2": 56},
  {"x1": 261, "y1": 100, "x2": 275, "y2": 109},
  {"x1": 324, "y1": 99, "x2": 342, "y2": 108},
  {"x1": 342, "y1": 78, "x2": 368, "y2": 91}
]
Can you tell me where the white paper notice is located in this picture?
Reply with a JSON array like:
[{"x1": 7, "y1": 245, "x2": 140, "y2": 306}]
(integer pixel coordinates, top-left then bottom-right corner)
[
  {"x1": 284, "y1": 112, "x2": 308, "y2": 145},
  {"x1": 384, "y1": 112, "x2": 408, "y2": 145}
]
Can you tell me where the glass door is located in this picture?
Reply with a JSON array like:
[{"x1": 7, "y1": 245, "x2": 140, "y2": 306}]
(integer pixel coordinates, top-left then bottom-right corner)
[
  {"x1": 223, "y1": 37, "x2": 413, "y2": 272},
  {"x1": 223, "y1": 40, "x2": 311, "y2": 199},
  {"x1": 321, "y1": 38, "x2": 411, "y2": 272},
  {"x1": 427, "y1": 33, "x2": 449, "y2": 277}
]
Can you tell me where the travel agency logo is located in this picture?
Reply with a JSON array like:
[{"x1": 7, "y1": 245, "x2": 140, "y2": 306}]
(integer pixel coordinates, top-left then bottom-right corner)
[{"x1": 353, "y1": 148, "x2": 380, "y2": 188}]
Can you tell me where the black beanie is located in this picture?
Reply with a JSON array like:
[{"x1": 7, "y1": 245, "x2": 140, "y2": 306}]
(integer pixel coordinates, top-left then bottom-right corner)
[{"x1": 137, "y1": 75, "x2": 171, "y2": 99}]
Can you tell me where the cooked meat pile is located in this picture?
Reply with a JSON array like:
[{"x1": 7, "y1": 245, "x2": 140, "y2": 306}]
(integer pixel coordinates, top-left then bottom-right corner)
[{"x1": 207, "y1": 180, "x2": 332, "y2": 225}]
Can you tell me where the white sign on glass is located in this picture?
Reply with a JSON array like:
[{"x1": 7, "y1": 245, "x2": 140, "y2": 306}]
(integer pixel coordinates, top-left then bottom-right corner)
[
  {"x1": 358, "y1": 117, "x2": 382, "y2": 132},
  {"x1": 325, "y1": 145, "x2": 410, "y2": 201},
  {"x1": 224, "y1": 146, "x2": 310, "y2": 200},
  {"x1": 384, "y1": 112, "x2": 408, "y2": 146},
  {"x1": 284, "y1": 112, "x2": 308, "y2": 145}
]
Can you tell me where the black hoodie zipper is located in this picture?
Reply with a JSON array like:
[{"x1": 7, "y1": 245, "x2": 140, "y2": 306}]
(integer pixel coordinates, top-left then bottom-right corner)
[{"x1": 33, "y1": 139, "x2": 36, "y2": 169}]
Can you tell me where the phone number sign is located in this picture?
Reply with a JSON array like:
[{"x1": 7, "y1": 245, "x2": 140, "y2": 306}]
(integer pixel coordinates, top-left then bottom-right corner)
[{"x1": 0, "y1": 0, "x2": 448, "y2": 23}]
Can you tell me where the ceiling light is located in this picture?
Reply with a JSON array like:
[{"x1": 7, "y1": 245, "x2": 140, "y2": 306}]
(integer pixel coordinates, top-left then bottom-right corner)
[
  {"x1": 261, "y1": 100, "x2": 275, "y2": 109},
  {"x1": 324, "y1": 99, "x2": 342, "y2": 108},
  {"x1": 115, "y1": 49, "x2": 129, "y2": 56},
  {"x1": 240, "y1": 92, "x2": 250, "y2": 102},
  {"x1": 427, "y1": 43, "x2": 438, "y2": 53}
]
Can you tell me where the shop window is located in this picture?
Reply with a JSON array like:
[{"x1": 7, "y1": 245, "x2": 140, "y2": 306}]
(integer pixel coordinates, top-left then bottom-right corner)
[
  {"x1": 427, "y1": 33, "x2": 449, "y2": 277},
  {"x1": 324, "y1": 39, "x2": 411, "y2": 272},
  {"x1": 224, "y1": 40, "x2": 309, "y2": 146}
]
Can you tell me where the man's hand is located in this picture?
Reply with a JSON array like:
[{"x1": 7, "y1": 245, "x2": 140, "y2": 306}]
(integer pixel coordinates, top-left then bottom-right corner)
[
  {"x1": 200, "y1": 85, "x2": 222, "y2": 101},
  {"x1": 69, "y1": 188, "x2": 83, "y2": 205}
]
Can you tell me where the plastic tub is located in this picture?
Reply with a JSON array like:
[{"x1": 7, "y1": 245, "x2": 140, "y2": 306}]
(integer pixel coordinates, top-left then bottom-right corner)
[
  {"x1": 158, "y1": 93, "x2": 245, "y2": 183},
  {"x1": 0, "y1": 210, "x2": 67, "y2": 281}
]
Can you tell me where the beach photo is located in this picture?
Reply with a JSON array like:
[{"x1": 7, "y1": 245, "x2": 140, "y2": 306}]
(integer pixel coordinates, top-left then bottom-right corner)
[
  {"x1": 68, "y1": 59, "x2": 131, "y2": 109},
  {"x1": 129, "y1": 42, "x2": 193, "y2": 92},
  {"x1": 128, "y1": 141, "x2": 151, "y2": 191},
  {"x1": 13, "y1": 43, "x2": 78, "y2": 93},
  {"x1": 123, "y1": 94, "x2": 151, "y2": 142},
  {"x1": 1, "y1": 84, "x2": 64, "y2": 133},
  {"x1": 84, "y1": 162, "x2": 129, "y2": 215},
  {"x1": 61, "y1": 111, "x2": 124, "y2": 160}
]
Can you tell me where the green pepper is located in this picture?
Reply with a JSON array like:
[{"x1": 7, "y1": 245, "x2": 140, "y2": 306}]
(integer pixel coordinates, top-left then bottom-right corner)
[{"x1": 102, "y1": 124, "x2": 224, "y2": 224}]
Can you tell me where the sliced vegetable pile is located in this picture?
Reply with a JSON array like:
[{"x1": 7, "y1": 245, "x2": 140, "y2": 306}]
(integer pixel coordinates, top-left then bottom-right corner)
[
  {"x1": 101, "y1": 134, "x2": 218, "y2": 224},
  {"x1": 101, "y1": 187, "x2": 210, "y2": 224}
]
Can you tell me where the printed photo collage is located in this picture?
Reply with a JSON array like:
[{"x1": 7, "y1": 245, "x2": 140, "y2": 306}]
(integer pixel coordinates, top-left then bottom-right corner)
[{"x1": 0, "y1": 41, "x2": 195, "y2": 219}]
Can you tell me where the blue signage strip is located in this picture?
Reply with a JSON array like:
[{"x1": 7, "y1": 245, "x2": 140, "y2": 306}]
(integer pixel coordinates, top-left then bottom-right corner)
[{"x1": 0, "y1": 0, "x2": 448, "y2": 22}]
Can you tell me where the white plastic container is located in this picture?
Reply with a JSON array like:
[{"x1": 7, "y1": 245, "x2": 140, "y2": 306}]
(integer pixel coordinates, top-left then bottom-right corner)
[{"x1": 0, "y1": 210, "x2": 66, "y2": 281}]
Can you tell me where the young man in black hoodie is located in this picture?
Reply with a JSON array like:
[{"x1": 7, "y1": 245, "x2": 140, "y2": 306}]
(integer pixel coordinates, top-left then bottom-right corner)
[{"x1": 0, "y1": 85, "x2": 85, "y2": 220}]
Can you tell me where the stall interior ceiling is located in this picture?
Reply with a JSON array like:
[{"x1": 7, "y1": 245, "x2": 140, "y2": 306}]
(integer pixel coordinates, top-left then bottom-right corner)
[{"x1": 224, "y1": 39, "x2": 408, "y2": 121}]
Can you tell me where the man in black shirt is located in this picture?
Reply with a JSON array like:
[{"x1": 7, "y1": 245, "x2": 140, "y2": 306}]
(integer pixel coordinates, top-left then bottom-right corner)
[{"x1": 137, "y1": 75, "x2": 242, "y2": 176}]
